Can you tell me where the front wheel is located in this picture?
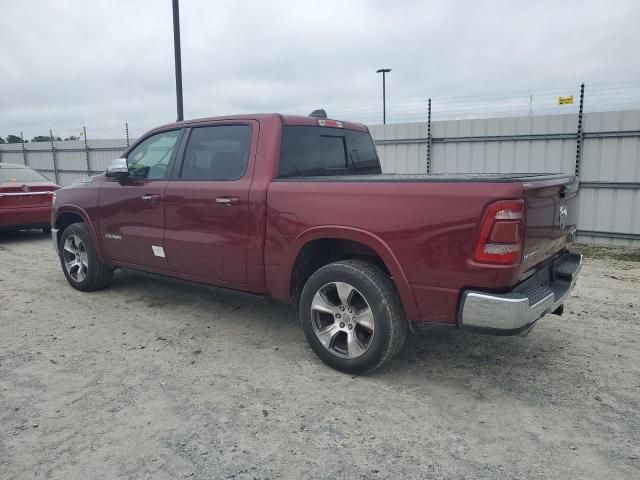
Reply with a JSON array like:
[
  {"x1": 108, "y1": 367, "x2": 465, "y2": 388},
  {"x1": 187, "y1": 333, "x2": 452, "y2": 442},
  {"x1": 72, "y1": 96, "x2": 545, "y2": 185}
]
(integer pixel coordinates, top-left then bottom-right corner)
[
  {"x1": 59, "y1": 223, "x2": 113, "y2": 291},
  {"x1": 299, "y1": 259, "x2": 407, "y2": 374}
]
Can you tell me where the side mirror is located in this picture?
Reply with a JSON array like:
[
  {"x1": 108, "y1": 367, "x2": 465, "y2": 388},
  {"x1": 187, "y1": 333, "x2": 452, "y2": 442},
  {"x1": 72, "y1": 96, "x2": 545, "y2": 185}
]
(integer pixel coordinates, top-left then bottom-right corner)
[{"x1": 106, "y1": 158, "x2": 129, "y2": 179}]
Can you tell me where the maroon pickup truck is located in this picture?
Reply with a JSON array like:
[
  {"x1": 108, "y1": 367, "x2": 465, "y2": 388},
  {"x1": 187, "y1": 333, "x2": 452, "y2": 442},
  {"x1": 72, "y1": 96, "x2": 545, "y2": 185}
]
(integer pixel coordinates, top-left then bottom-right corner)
[{"x1": 51, "y1": 112, "x2": 581, "y2": 373}]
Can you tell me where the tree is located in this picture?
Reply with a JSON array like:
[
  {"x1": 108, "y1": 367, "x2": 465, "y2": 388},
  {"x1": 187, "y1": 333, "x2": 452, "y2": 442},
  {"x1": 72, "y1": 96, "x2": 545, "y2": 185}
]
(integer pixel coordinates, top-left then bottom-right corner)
[
  {"x1": 0, "y1": 136, "x2": 5, "y2": 144},
  {"x1": 31, "y1": 135, "x2": 61, "y2": 142},
  {"x1": 64, "y1": 135, "x2": 79, "y2": 141},
  {"x1": 5, "y1": 134, "x2": 22, "y2": 144}
]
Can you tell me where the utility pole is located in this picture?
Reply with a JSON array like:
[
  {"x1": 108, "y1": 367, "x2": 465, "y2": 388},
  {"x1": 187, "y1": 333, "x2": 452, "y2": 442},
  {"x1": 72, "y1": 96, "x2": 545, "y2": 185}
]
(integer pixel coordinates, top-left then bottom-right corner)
[
  {"x1": 376, "y1": 68, "x2": 391, "y2": 124},
  {"x1": 172, "y1": 0, "x2": 184, "y2": 121}
]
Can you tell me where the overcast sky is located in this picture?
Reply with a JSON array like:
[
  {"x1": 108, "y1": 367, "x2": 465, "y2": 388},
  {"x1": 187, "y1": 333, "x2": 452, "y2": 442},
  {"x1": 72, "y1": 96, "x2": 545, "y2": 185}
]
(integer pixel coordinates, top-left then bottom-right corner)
[{"x1": 2, "y1": 0, "x2": 640, "y2": 139}]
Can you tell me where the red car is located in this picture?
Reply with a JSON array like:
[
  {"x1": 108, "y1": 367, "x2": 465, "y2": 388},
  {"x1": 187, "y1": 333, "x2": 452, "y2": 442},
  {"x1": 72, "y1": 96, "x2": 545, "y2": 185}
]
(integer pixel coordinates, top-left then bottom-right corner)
[
  {"x1": 51, "y1": 113, "x2": 581, "y2": 373},
  {"x1": 0, "y1": 162, "x2": 60, "y2": 233}
]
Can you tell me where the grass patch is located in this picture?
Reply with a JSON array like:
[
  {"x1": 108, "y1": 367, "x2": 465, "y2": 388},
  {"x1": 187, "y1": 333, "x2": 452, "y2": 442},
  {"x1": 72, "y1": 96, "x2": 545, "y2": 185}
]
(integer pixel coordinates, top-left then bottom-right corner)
[{"x1": 572, "y1": 243, "x2": 640, "y2": 262}]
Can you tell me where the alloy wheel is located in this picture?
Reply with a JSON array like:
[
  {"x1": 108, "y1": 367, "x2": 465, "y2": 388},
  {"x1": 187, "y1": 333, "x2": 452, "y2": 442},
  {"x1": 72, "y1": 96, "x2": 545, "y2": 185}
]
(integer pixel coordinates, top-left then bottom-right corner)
[
  {"x1": 310, "y1": 281, "x2": 375, "y2": 359},
  {"x1": 62, "y1": 234, "x2": 88, "y2": 282}
]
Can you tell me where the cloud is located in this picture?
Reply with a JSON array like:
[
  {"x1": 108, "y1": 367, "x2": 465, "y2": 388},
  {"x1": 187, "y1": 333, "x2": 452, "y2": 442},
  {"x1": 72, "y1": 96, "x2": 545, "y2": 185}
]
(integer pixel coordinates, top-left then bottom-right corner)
[{"x1": 1, "y1": 0, "x2": 639, "y2": 139}]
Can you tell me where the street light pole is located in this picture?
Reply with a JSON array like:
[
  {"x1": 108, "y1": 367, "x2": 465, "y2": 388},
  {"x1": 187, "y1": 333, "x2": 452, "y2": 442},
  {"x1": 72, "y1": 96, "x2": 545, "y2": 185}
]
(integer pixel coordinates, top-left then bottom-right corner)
[
  {"x1": 376, "y1": 68, "x2": 391, "y2": 124},
  {"x1": 172, "y1": 0, "x2": 184, "y2": 121}
]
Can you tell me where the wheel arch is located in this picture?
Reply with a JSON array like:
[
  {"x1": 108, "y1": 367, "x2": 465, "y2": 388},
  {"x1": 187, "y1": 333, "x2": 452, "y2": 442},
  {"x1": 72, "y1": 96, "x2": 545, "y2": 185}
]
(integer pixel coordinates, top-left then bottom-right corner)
[
  {"x1": 54, "y1": 206, "x2": 106, "y2": 263},
  {"x1": 285, "y1": 226, "x2": 418, "y2": 319}
]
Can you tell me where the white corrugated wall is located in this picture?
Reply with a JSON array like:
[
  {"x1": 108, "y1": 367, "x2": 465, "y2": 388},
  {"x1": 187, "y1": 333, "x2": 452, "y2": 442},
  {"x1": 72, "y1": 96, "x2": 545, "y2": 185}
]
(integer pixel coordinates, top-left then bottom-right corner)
[
  {"x1": 1, "y1": 111, "x2": 638, "y2": 245},
  {"x1": 369, "y1": 111, "x2": 640, "y2": 246}
]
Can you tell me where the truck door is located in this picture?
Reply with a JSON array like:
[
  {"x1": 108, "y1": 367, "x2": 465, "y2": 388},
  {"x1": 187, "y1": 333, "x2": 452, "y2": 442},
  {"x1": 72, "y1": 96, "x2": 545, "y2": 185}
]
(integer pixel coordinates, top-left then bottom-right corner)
[
  {"x1": 163, "y1": 122, "x2": 256, "y2": 285},
  {"x1": 98, "y1": 129, "x2": 182, "y2": 268}
]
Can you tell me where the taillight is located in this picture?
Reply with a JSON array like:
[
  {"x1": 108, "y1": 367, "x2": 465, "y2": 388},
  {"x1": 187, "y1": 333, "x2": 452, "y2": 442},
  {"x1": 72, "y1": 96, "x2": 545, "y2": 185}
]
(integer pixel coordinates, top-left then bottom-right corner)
[{"x1": 473, "y1": 200, "x2": 524, "y2": 265}]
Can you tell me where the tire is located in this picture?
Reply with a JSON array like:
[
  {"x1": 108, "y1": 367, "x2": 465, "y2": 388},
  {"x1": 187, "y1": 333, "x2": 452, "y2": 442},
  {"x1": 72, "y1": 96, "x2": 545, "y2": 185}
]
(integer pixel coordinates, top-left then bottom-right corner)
[
  {"x1": 42, "y1": 226, "x2": 51, "y2": 234},
  {"x1": 299, "y1": 259, "x2": 408, "y2": 374},
  {"x1": 59, "y1": 223, "x2": 113, "y2": 291}
]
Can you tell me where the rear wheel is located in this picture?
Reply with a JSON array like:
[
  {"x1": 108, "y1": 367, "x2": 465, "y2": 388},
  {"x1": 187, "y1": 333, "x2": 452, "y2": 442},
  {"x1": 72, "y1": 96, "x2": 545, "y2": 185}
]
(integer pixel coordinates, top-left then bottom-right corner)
[
  {"x1": 59, "y1": 223, "x2": 113, "y2": 291},
  {"x1": 42, "y1": 226, "x2": 51, "y2": 234},
  {"x1": 299, "y1": 259, "x2": 407, "y2": 374}
]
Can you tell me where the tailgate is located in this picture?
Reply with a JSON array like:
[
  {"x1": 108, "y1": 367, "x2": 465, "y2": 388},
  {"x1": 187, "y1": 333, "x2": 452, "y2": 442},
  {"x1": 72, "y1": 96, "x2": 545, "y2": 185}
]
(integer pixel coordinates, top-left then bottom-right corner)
[{"x1": 520, "y1": 176, "x2": 578, "y2": 274}]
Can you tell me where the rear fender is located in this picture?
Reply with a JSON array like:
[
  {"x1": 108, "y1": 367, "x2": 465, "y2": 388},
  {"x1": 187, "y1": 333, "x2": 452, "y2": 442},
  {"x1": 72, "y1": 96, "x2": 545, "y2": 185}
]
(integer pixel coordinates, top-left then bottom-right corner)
[{"x1": 286, "y1": 226, "x2": 419, "y2": 320}]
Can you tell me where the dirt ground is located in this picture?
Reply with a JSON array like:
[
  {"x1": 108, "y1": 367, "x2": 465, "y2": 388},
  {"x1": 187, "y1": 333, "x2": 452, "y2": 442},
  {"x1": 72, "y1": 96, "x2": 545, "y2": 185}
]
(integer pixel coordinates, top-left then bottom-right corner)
[{"x1": 1, "y1": 231, "x2": 638, "y2": 480}]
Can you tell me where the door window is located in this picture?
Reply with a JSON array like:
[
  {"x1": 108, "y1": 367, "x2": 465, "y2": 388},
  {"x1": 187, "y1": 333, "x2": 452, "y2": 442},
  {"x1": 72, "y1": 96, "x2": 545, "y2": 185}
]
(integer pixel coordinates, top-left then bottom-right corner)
[
  {"x1": 279, "y1": 126, "x2": 381, "y2": 178},
  {"x1": 179, "y1": 125, "x2": 251, "y2": 180},
  {"x1": 127, "y1": 130, "x2": 182, "y2": 179}
]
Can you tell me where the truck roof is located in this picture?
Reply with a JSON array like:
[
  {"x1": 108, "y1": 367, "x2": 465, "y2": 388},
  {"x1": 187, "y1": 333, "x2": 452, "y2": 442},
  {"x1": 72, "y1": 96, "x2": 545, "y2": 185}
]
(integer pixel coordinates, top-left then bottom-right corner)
[{"x1": 150, "y1": 113, "x2": 369, "y2": 134}]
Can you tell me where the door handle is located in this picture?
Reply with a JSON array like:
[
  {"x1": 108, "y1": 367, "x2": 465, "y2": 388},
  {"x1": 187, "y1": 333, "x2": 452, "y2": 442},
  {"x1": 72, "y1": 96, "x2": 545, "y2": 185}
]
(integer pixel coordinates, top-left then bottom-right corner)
[
  {"x1": 215, "y1": 196, "x2": 239, "y2": 206},
  {"x1": 141, "y1": 194, "x2": 160, "y2": 201}
]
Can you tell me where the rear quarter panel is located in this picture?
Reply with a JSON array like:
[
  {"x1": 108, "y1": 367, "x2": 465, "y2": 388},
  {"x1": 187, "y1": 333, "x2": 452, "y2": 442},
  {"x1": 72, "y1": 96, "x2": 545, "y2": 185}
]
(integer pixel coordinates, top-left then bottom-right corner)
[{"x1": 266, "y1": 179, "x2": 525, "y2": 323}]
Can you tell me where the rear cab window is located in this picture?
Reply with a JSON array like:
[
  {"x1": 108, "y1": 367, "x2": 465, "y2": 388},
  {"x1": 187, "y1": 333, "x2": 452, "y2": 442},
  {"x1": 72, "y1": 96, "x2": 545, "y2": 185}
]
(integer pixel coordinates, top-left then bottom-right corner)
[{"x1": 279, "y1": 126, "x2": 381, "y2": 178}]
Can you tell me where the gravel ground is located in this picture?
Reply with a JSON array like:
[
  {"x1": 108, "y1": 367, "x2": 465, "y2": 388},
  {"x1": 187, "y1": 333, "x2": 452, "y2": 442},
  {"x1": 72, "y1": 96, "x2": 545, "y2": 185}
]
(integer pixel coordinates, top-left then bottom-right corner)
[{"x1": 1, "y1": 231, "x2": 639, "y2": 480}]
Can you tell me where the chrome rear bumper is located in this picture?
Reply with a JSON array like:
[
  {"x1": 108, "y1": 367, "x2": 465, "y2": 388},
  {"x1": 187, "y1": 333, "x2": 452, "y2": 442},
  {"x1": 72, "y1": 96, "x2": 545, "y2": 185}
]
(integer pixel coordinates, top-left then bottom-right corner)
[{"x1": 460, "y1": 252, "x2": 582, "y2": 334}]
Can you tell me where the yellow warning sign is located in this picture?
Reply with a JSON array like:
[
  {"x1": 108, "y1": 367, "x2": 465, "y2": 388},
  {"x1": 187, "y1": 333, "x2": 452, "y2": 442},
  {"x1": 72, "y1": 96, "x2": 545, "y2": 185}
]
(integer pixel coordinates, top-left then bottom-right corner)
[{"x1": 558, "y1": 96, "x2": 574, "y2": 105}]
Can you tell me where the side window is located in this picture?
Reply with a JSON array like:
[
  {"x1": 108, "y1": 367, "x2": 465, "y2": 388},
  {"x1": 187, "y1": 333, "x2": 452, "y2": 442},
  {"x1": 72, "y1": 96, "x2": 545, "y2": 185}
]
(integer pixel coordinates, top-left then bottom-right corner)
[
  {"x1": 279, "y1": 127, "x2": 348, "y2": 177},
  {"x1": 279, "y1": 126, "x2": 380, "y2": 178},
  {"x1": 127, "y1": 130, "x2": 181, "y2": 179},
  {"x1": 180, "y1": 125, "x2": 251, "y2": 180}
]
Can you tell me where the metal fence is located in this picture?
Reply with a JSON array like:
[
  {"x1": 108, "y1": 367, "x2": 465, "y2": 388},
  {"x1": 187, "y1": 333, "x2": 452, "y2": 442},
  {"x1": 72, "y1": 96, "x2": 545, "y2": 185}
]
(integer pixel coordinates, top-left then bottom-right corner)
[
  {"x1": 1, "y1": 109, "x2": 639, "y2": 246},
  {"x1": 0, "y1": 135, "x2": 134, "y2": 187},
  {"x1": 370, "y1": 109, "x2": 640, "y2": 247}
]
